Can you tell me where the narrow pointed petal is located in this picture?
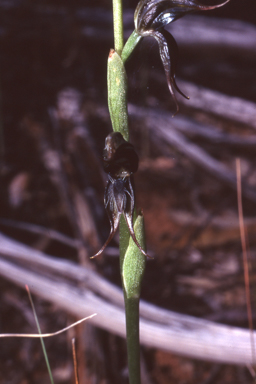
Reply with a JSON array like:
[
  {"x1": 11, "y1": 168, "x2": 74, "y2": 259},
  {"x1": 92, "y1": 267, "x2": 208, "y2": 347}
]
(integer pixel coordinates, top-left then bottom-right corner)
[
  {"x1": 124, "y1": 211, "x2": 153, "y2": 258},
  {"x1": 90, "y1": 216, "x2": 120, "y2": 258},
  {"x1": 161, "y1": 29, "x2": 189, "y2": 99},
  {"x1": 151, "y1": 30, "x2": 189, "y2": 114},
  {"x1": 193, "y1": 0, "x2": 230, "y2": 11},
  {"x1": 91, "y1": 179, "x2": 122, "y2": 258},
  {"x1": 91, "y1": 179, "x2": 124, "y2": 259},
  {"x1": 123, "y1": 178, "x2": 153, "y2": 259}
]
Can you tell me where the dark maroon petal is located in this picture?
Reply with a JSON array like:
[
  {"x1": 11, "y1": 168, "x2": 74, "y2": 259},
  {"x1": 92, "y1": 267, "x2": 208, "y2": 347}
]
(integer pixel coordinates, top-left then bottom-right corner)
[
  {"x1": 91, "y1": 179, "x2": 123, "y2": 258},
  {"x1": 124, "y1": 211, "x2": 153, "y2": 258},
  {"x1": 135, "y1": 0, "x2": 230, "y2": 32},
  {"x1": 103, "y1": 132, "x2": 139, "y2": 178},
  {"x1": 123, "y1": 178, "x2": 153, "y2": 258},
  {"x1": 90, "y1": 223, "x2": 119, "y2": 258},
  {"x1": 92, "y1": 174, "x2": 152, "y2": 258},
  {"x1": 151, "y1": 29, "x2": 189, "y2": 115}
]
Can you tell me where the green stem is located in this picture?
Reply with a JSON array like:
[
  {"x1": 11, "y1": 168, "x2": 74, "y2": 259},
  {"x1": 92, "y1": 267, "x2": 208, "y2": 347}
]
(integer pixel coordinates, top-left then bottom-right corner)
[
  {"x1": 109, "y1": 2, "x2": 147, "y2": 384},
  {"x1": 121, "y1": 30, "x2": 142, "y2": 64},
  {"x1": 124, "y1": 298, "x2": 141, "y2": 384},
  {"x1": 120, "y1": 214, "x2": 146, "y2": 384},
  {"x1": 112, "y1": 0, "x2": 124, "y2": 55}
]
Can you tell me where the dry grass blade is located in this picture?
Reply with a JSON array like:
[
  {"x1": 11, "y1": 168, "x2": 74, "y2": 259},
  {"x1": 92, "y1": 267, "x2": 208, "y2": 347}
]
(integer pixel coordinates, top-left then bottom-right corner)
[
  {"x1": 72, "y1": 338, "x2": 79, "y2": 384},
  {"x1": 26, "y1": 285, "x2": 54, "y2": 384},
  {"x1": 236, "y1": 158, "x2": 256, "y2": 372},
  {"x1": 0, "y1": 314, "x2": 97, "y2": 338}
]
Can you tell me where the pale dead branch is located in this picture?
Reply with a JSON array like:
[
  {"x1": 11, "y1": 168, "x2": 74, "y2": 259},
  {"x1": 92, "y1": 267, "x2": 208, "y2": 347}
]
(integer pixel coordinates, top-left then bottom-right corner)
[
  {"x1": 0, "y1": 232, "x2": 255, "y2": 366},
  {"x1": 177, "y1": 80, "x2": 256, "y2": 130},
  {"x1": 129, "y1": 104, "x2": 256, "y2": 202}
]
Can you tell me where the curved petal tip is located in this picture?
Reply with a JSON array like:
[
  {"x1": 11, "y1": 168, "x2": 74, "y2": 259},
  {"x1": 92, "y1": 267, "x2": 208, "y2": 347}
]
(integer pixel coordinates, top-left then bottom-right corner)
[
  {"x1": 90, "y1": 231, "x2": 116, "y2": 259},
  {"x1": 197, "y1": 0, "x2": 230, "y2": 11}
]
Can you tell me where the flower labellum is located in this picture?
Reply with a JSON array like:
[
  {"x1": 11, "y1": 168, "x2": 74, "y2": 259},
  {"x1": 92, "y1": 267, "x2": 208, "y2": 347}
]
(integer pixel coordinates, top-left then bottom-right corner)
[
  {"x1": 91, "y1": 132, "x2": 150, "y2": 258},
  {"x1": 134, "y1": 0, "x2": 230, "y2": 114}
]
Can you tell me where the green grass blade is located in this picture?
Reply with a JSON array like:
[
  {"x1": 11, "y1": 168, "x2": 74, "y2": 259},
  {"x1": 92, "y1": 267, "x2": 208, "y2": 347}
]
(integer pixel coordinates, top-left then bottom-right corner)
[{"x1": 26, "y1": 285, "x2": 55, "y2": 384}]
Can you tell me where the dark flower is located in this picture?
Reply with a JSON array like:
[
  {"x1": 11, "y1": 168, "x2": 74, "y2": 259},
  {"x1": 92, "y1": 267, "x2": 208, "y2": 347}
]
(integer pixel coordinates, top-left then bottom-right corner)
[
  {"x1": 134, "y1": 0, "x2": 230, "y2": 114},
  {"x1": 91, "y1": 132, "x2": 150, "y2": 258}
]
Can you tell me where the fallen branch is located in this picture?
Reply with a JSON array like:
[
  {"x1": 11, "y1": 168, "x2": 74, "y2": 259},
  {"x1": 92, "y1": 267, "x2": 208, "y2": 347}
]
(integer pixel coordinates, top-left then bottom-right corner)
[
  {"x1": 129, "y1": 104, "x2": 256, "y2": 202},
  {"x1": 163, "y1": 115, "x2": 256, "y2": 147},
  {"x1": 177, "y1": 80, "x2": 256, "y2": 130},
  {"x1": 0, "y1": 232, "x2": 255, "y2": 366},
  {"x1": 168, "y1": 15, "x2": 256, "y2": 54}
]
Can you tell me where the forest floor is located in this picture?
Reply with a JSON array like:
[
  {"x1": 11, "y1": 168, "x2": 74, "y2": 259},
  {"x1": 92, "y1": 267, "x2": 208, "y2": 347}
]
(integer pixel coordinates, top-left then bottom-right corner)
[{"x1": 0, "y1": 1, "x2": 256, "y2": 383}]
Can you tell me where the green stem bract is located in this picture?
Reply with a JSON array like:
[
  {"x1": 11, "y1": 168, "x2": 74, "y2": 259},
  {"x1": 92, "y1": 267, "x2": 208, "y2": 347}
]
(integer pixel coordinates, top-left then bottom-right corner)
[
  {"x1": 112, "y1": 0, "x2": 124, "y2": 55},
  {"x1": 120, "y1": 214, "x2": 146, "y2": 384},
  {"x1": 107, "y1": 49, "x2": 129, "y2": 141},
  {"x1": 120, "y1": 214, "x2": 146, "y2": 299},
  {"x1": 121, "y1": 30, "x2": 142, "y2": 64}
]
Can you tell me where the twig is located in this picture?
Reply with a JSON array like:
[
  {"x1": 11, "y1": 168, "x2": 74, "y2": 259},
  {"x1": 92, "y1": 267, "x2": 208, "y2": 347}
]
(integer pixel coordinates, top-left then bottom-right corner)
[
  {"x1": 72, "y1": 338, "x2": 79, "y2": 384},
  {"x1": 236, "y1": 158, "x2": 256, "y2": 370},
  {"x1": 0, "y1": 218, "x2": 81, "y2": 248}
]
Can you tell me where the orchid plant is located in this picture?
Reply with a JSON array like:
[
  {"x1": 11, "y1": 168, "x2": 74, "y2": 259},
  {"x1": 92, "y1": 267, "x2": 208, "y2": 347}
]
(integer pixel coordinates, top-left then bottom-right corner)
[{"x1": 93, "y1": 1, "x2": 230, "y2": 383}]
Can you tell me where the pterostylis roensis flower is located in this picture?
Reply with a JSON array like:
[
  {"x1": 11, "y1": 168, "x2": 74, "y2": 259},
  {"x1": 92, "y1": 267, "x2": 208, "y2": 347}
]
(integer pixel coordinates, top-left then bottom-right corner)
[
  {"x1": 91, "y1": 132, "x2": 151, "y2": 259},
  {"x1": 122, "y1": 0, "x2": 230, "y2": 114}
]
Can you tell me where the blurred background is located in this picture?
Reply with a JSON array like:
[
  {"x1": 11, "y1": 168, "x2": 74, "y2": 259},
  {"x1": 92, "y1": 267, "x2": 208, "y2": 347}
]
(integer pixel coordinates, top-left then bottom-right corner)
[{"x1": 0, "y1": 0, "x2": 256, "y2": 383}]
